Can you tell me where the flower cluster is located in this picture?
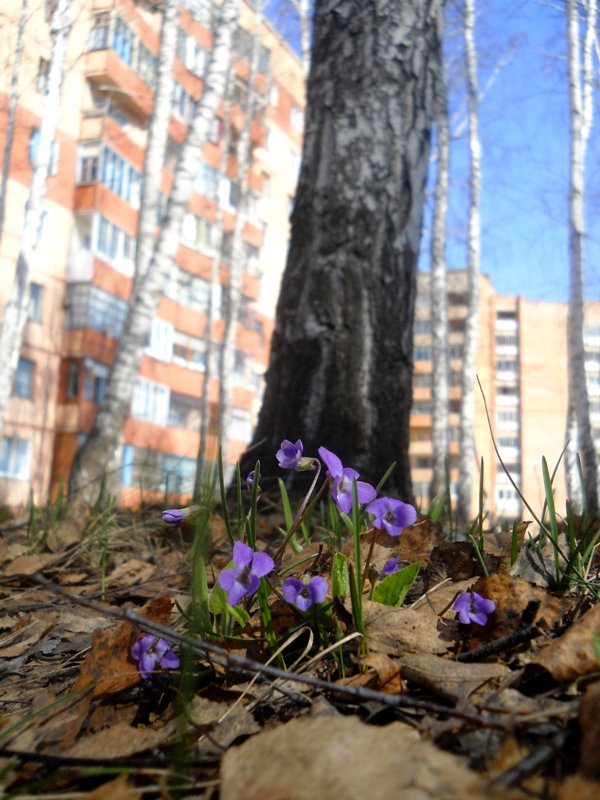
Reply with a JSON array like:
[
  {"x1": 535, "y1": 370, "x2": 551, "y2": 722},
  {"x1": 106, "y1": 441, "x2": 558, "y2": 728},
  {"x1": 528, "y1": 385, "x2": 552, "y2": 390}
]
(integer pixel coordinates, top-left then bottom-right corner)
[
  {"x1": 453, "y1": 591, "x2": 496, "y2": 626},
  {"x1": 131, "y1": 634, "x2": 180, "y2": 679}
]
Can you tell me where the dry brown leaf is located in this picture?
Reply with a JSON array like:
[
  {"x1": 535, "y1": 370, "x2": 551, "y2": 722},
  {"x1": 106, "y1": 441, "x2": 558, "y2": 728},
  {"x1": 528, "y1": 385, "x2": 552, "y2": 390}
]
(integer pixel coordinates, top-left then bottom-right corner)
[
  {"x1": 359, "y1": 598, "x2": 454, "y2": 657},
  {"x1": 338, "y1": 652, "x2": 404, "y2": 694},
  {"x1": 0, "y1": 542, "x2": 27, "y2": 568},
  {"x1": 190, "y1": 694, "x2": 261, "y2": 747},
  {"x1": 107, "y1": 559, "x2": 155, "y2": 588},
  {"x1": 398, "y1": 652, "x2": 509, "y2": 703},
  {"x1": 47, "y1": 513, "x2": 89, "y2": 552},
  {"x1": 554, "y1": 774, "x2": 600, "y2": 800},
  {"x1": 3, "y1": 553, "x2": 56, "y2": 576},
  {"x1": 578, "y1": 680, "x2": 600, "y2": 779},
  {"x1": 68, "y1": 721, "x2": 173, "y2": 759},
  {"x1": 74, "y1": 596, "x2": 175, "y2": 698},
  {"x1": 0, "y1": 613, "x2": 57, "y2": 658},
  {"x1": 84, "y1": 775, "x2": 138, "y2": 800},
  {"x1": 534, "y1": 604, "x2": 600, "y2": 682},
  {"x1": 220, "y1": 715, "x2": 520, "y2": 800}
]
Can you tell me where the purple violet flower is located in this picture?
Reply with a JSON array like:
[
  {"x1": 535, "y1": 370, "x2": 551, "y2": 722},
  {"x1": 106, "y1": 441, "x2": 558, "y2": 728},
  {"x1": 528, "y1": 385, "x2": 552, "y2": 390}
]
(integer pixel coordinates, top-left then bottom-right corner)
[
  {"x1": 380, "y1": 556, "x2": 400, "y2": 578},
  {"x1": 317, "y1": 446, "x2": 376, "y2": 514},
  {"x1": 276, "y1": 439, "x2": 304, "y2": 469},
  {"x1": 131, "y1": 634, "x2": 180, "y2": 679},
  {"x1": 217, "y1": 541, "x2": 274, "y2": 606},
  {"x1": 162, "y1": 508, "x2": 187, "y2": 524},
  {"x1": 282, "y1": 575, "x2": 328, "y2": 611},
  {"x1": 453, "y1": 591, "x2": 496, "y2": 626},
  {"x1": 246, "y1": 470, "x2": 257, "y2": 488},
  {"x1": 366, "y1": 496, "x2": 417, "y2": 537}
]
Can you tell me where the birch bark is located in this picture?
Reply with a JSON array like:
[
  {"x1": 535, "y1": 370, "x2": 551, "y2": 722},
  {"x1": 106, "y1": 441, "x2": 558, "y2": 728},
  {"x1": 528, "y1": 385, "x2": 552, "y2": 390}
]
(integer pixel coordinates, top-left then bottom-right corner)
[
  {"x1": 240, "y1": 0, "x2": 443, "y2": 499},
  {"x1": 565, "y1": 0, "x2": 598, "y2": 515},
  {"x1": 0, "y1": 0, "x2": 70, "y2": 434},
  {"x1": 70, "y1": 0, "x2": 241, "y2": 500},
  {"x1": 430, "y1": 61, "x2": 450, "y2": 501},
  {"x1": 456, "y1": 0, "x2": 481, "y2": 527}
]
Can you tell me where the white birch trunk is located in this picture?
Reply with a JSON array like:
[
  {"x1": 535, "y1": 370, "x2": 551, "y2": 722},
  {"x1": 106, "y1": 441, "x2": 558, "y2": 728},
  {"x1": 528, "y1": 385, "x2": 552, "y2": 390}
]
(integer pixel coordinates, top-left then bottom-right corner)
[
  {"x1": 430, "y1": 61, "x2": 450, "y2": 500},
  {"x1": 457, "y1": 0, "x2": 482, "y2": 527},
  {"x1": 0, "y1": 0, "x2": 70, "y2": 434},
  {"x1": 195, "y1": 79, "x2": 233, "y2": 494},
  {"x1": 218, "y1": 5, "x2": 262, "y2": 459},
  {"x1": 0, "y1": 0, "x2": 27, "y2": 241},
  {"x1": 70, "y1": 0, "x2": 241, "y2": 501},
  {"x1": 565, "y1": 0, "x2": 598, "y2": 515},
  {"x1": 291, "y1": 0, "x2": 311, "y2": 78}
]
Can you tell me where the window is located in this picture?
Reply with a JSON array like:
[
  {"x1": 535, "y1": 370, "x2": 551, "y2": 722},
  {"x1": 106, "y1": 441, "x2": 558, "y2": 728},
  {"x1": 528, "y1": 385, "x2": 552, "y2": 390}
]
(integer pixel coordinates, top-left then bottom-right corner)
[
  {"x1": 168, "y1": 391, "x2": 201, "y2": 428},
  {"x1": 412, "y1": 402, "x2": 432, "y2": 415},
  {"x1": 95, "y1": 216, "x2": 136, "y2": 274},
  {"x1": 132, "y1": 379, "x2": 169, "y2": 425},
  {"x1": 448, "y1": 292, "x2": 468, "y2": 305},
  {"x1": 195, "y1": 162, "x2": 219, "y2": 198},
  {"x1": 207, "y1": 117, "x2": 223, "y2": 144},
  {"x1": 233, "y1": 77, "x2": 249, "y2": 107},
  {"x1": 448, "y1": 344, "x2": 463, "y2": 359},
  {"x1": 29, "y1": 129, "x2": 59, "y2": 175},
  {"x1": 496, "y1": 334, "x2": 518, "y2": 347},
  {"x1": 0, "y1": 437, "x2": 31, "y2": 480},
  {"x1": 137, "y1": 43, "x2": 156, "y2": 87},
  {"x1": 498, "y1": 436, "x2": 519, "y2": 449},
  {"x1": 77, "y1": 144, "x2": 99, "y2": 184},
  {"x1": 88, "y1": 12, "x2": 111, "y2": 51},
  {"x1": 28, "y1": 283, "x2": 43, "y2": 323},
  {"x1": 243, "y1": 243, "x2": 260, "y2": 276},
  {"x1": 172, "y1": 330, "x2": 206, "y2": 370},
  {"x1": 290, "y1": 105, "x2": 304, "y2": 132},
  {"x1": 414, "y1": 319, "x2": 430, "y2": 334},
  {"x1": 165, "y1": 266, "x2": 216, "y2": 313},
  {"x1": 228, "y1": 408, "x2": 253, "y2": 441},
  {"x1": 84, "y1": 360, "x2": 109, "y2": 403},
  {"x1": 233, "y1": 25, "x2": 253, "y2": 59},
  {"x1": 414, "y1": 346, "x2": 431, "y2": 361},
  {"x1": 182, "y1": 212, "x2": 216, "y2": 253},
  {"x1": 65, "y1": 284, "x2": 128, "y2": 338},
  {"x1": 14, "y1": 358, "x2": 34, "y2": 398},
  {"x1": 36, "y1": 58, "x2": 49, "y2": 94},
  {"x1": 496, "y1": 486, "x2": 520, "y2": 503},
  {"x1": 497, "y1": 310, "x2": 516, "y2": 321},
  {"x1": 412, "y1": 457, "x2": 432, "y2": 470},
  {"x1": 219, "y1": 179, "x2": 241, "y2": 211},
  {"x1": 172, "y1": 83, "x2": 196, "y2": 123},
  {"x1": 146, "y1": 318, "x2": 174, "y2": 362},
  {"x1": 413, "y1": 373, "x2": 432, "y2": 387},
  {"x1": 65, "y1": 361, "x2": 80, "y2": 399},
  {"x1": 121, "y1": 445, "x2": 195, "y2": 495},
  {"x1": 113, "y1": 17, "x2": 134, "y2": 65},
  {"x1": 496, "y1": 359, "x2": 518, "y2": 375},
  {"x1": 497, "y1": 409, "x2": 519, "y2": 423},
  {"x1": 449, "y1": 318, "x2": 465, "y2": 332},
  {"x1": 179, "y1": 31, "x2": 206, "y2": 76},
  {"x1": 497, "y1": 384, "x2": 518, "y2": 396},
  {"x1": 100, "y1": 146, "x2": 141, "y2": 207}
]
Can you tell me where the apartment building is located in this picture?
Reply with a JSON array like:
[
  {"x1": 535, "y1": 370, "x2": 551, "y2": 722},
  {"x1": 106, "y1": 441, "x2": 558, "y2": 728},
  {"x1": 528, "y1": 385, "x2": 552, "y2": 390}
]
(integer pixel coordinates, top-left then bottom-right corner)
[
  {"x1": 411, "y1": 270, "x2": 600, "y2": 520},
  {"x1": 0, "y1": 0, "x2": 304, "y2": 505}
]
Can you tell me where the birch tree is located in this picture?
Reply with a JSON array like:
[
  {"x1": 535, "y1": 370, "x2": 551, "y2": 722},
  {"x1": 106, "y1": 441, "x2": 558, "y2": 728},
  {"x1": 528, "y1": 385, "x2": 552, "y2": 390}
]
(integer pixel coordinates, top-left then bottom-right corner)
[
  {"x1": 565, "y1": 0, "x2": 598, "y2": 515},
  {"x1": 456, "y1": 0, "x2": 481, "y2": 526},
  {"x1": 240, "y1": 0, "x2": 443, "y2": 500},
  {"x1": 430, "y1": 61, "x2": 450, "y2": 501},
  {"x1": 218, "y1": 6, "x2": 263, "y2": 460},
  {"x1": 0, "y1": 0, "x2": 27, "y2": 242},
  {"x1": 290, "y1": 0, "x2": 311, "y2": 78},
  {"x1": 0, "y1": 0, "x2": 70, "y2": 434},
  {"x1": 70, "y1": 0, "x2": 241, "y2": 501}
]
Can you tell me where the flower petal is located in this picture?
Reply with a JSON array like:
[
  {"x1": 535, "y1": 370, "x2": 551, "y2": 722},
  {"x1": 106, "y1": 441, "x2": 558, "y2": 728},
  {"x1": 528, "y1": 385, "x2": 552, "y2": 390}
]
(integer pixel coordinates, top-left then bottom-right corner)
[
  {"x1": 281, "y1": 577, "x2": 303, "y2": 603},
  {"x1": 250, "y1": 550, "x2": 274, "y2": 578},
  {"x1": 227, "y1": 578, "x2": 249, "y2": 606},
  {"x1": 356, "y1": 480, "x2": 377, "y2": 505},
  {"x1": 318, "y1": 446, "x2": 343, "y2": 478},
  {"x1": 233, "y1": 540, "x2": 253, "y2": 568},
  {"x1": 294, "y1": 591, "x2": 313, "y2": 612},
  {"x1": 217, "y1": 568, "x2": 238, "y2": 591},
  {"x1": 158, "y1": 648, "x2": 180, "y2": 670},
  {"x1": 308, "y1": 576, "x2": 328, "y2": 605}
]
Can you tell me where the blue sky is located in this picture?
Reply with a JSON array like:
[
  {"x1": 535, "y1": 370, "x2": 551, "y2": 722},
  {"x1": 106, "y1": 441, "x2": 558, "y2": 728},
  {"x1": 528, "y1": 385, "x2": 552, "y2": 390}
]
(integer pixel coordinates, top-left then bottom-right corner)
[{"x1": 267, "y1": 0, "x2": 600, "y2": 304}]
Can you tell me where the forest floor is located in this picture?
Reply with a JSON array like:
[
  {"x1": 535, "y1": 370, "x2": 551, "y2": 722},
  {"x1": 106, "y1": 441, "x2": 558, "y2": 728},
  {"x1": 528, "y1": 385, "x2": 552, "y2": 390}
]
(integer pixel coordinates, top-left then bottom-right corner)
[{"x1": 1, "y1": 495, "x2": 600, "y2": 800}]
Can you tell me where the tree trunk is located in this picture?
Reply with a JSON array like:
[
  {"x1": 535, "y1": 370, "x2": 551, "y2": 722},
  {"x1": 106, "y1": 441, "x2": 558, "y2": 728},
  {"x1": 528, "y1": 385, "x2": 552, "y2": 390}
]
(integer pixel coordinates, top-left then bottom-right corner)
[
  {"x1": 218, "y1": 7, "x2": 263, "y2": 461},
  {"x1": 240, "y1": 0, "x2": 443, "y2": 499},
  {"x1": 565, "y1": 0, "x2": 598, "y2": 516},
  {"x1": 70, "y1": 0, "x2": 241, "y2": 502},
  {"x1": 456, "y1": 0, "x2": 481, "y2": 527},
  {"x1": 430, "y1": 60, "x2": 450, "y2": 501},
  {"x1": 291, "y1": 0, "x2": 311, "y2": 78},
  {"x1": 195, "y1": 78, "x2": 233, "y2": 496},
  {"x1": 0, "y1": 0, "x2": 70, "y2": 434},
  {"x1": 0, "y1": 0, "x2": 27, "y2": 242}
]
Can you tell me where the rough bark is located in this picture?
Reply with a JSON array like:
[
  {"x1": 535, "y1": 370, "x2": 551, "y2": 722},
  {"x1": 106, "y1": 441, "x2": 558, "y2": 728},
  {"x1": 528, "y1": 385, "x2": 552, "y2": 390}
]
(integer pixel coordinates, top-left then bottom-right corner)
[
  {"x1": 456, "y1": 0, "x2": 481, "y2": 527},
  {"x1": 565, "y1": 0, "x2": 598, "y2": 515},
  {"x1": 70, "y1": 0, "x2": 241, "y2": 501},
  {"x1": 0, "y1": 0, "x2": 27, "y2": 241},
  {"x1": 0, "y1": 0, "x2": 70, "y2": 434},
  {"x1": 240, "y1": 0, "x2": 444, "y2": 500},
  {"x1": 218, "y1": 7, "x2": 262, "y2": 459},
  {"x1": 430, "y1": 61, "x2": 450, "y2": 501}
]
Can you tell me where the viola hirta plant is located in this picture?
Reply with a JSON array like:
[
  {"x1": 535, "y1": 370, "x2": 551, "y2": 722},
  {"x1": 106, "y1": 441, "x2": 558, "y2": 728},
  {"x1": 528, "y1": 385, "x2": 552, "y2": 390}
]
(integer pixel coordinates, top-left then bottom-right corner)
[
  {"x1": 367, "y1": 496, "x2": 417, "y2": 537},
  {"x1": 282, "y1": 575, "x2": 328, "y2": 611},
  {"x1": 453, "y1": 591, "x2": 496, "y2": 626},
  {"x1": 131, "y1": 634, "x2": 180, "y2": 679},
  {"x1": 218, "y1": 540, "x2": 274, "y2": 606},
  {"x1": 318, "y1": 446, "x2": 377, "y2": 514}
]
